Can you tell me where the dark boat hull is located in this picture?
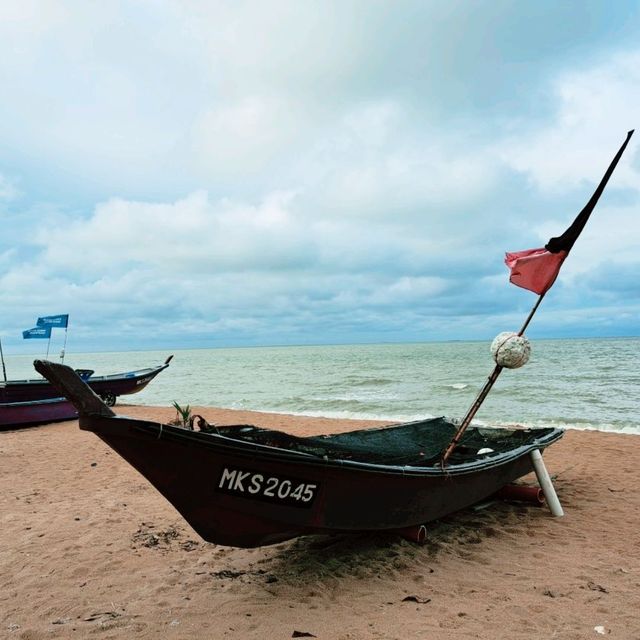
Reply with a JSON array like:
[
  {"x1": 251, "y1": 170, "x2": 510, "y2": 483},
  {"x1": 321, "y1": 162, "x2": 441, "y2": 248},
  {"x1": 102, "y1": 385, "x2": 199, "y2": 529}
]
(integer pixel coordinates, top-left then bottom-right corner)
[
  {"x1": 0, "y1": 397, "x2": 78, "y2": 429},
  {"x1": 32, "y1": 358, "x2": 564, "y2": 548},
  {"x1": 81, "y1": 414, "x2": 562, "y2": 548},
  {"x1": 0, "y1": 356, "x2": 172, "y2": 404}
]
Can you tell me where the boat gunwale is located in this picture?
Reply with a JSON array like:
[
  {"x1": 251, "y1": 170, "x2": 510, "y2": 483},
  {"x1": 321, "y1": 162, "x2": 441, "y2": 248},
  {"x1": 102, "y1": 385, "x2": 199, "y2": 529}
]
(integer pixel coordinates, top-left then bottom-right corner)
[
  {"x1": 0, "y1": 363, "x2": 168, "y2": 388},
  {"x1": 0, "y1": 396, "x2": 74, "y2": 408},
  {"x1": 80, "y1": 414, "x2": 564, "y2": 478}
]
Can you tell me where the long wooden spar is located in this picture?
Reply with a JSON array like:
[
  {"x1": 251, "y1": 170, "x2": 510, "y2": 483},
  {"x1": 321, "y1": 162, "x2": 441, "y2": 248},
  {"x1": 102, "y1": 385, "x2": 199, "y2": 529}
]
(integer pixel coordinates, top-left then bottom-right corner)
[{"x1": 441, "y1": 129, "x2": 634, "y2": 465}]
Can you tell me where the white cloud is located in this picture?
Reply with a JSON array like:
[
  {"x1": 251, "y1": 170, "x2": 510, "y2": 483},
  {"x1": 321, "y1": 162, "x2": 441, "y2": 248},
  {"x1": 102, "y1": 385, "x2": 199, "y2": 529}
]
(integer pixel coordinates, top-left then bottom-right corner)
[
  {"x1": 35, "y1": 190, "x2": 317, "y2": 276},
  {"x1": 191, "y1": 95, "x2": 306, "y2": 178},
  {"x1": 500, "y1": 51, "x2": 640, "y2": 191}
]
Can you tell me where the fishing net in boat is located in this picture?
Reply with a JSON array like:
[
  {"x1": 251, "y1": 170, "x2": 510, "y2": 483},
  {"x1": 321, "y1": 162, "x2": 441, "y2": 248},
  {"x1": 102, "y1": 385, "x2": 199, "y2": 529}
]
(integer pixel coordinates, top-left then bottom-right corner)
[{"x1": 215, "y1": 418, "x2": 557, "y2": 466}]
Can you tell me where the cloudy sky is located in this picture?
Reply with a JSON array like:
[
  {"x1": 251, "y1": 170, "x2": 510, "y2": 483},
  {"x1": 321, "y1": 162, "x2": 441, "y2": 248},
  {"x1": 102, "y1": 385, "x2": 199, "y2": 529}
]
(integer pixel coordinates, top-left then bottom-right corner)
[{"x1": 1, "y1": 1, "x2": 639, "y2": 353}]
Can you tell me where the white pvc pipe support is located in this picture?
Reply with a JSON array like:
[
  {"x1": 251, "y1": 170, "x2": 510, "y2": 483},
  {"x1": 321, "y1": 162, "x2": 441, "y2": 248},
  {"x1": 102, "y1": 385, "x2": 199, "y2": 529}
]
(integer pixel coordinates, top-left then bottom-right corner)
[{"x1": 530, "y1": 449, "x2": 564, "y2": 517}]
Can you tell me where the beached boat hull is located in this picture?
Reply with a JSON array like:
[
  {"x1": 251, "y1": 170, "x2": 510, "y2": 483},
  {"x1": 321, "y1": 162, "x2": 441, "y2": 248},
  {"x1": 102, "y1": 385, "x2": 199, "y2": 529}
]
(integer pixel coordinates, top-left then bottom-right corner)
[
  {"x1": 79, "y1": 415, "x2": 562, "y2": 547},
  {"x1": 0, "y1": 397, "x2": 78, "y2": 429},
  {"x1": 33, "y1": 358, "x2": 563, "y2": 548},
  {"x1": 0, "y1": 355, "x2": 172, "y2": 405}
]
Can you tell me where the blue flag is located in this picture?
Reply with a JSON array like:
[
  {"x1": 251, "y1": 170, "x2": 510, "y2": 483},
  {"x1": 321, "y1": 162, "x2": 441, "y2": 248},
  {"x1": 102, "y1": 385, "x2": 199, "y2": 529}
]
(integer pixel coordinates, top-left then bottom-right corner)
[
  {"x1": 23, "y1": 326, "x2": 52, "y2": 339},
  {"x1": 37, "y1": 314, "x2": 69, "y2": 328}
]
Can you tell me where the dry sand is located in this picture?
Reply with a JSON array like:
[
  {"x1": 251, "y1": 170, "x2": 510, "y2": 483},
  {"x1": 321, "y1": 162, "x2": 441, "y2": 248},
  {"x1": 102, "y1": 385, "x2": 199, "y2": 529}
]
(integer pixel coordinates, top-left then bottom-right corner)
[{"x1": 1, "y1": 405, "x2": 640, "y2": 639}]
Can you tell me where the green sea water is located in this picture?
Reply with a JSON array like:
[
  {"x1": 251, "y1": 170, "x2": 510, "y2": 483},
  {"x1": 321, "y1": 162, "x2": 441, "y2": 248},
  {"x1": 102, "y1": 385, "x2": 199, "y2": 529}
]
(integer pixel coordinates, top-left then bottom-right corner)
[{"x1": 4, "y1": 338, "x2": 639, "y2": 434}]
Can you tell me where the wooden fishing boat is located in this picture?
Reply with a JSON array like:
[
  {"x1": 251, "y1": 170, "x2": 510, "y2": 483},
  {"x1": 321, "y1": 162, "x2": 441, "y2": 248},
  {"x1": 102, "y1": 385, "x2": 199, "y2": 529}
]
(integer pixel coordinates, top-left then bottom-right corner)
[
  {"x1": 0, "y1": 355, "x2": 173, "y2": 406},
  {"x1": 34, "y1": 360, "x2": 563, "y2": 547},
  {"x1": 0, "y1": 396, "x2": 77, "y2": 429}
]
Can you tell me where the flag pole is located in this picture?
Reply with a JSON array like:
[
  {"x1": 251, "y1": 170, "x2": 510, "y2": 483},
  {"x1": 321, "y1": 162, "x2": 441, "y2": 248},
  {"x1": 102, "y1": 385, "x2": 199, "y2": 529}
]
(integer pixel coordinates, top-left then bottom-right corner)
[
  {"x1": 0, "y1": 337, "x2": 7, "y2": 383},
  {"x1": 441, "y1": 129, "x2": 633, "y2": 466},
  {"x1": 60, "y1": 326, "x2": 68, "y2": 363},
  {"x1": 441, "y1": 292, "x2": 546, "y2": 464}
]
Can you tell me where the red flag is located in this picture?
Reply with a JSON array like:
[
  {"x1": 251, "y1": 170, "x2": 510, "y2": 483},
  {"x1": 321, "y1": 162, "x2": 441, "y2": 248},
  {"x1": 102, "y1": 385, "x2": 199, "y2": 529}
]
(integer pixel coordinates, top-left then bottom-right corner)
[
  {"x1": 505, "y1": 131, "x2": 634, "y2": 297},
  {"x1": 505, "y1": 248, "x2": 567, "y2": 295}
]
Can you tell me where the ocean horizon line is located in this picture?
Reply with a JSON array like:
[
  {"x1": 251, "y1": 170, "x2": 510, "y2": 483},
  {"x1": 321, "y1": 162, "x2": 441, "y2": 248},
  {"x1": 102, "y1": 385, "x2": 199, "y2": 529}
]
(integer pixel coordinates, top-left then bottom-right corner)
[{"x1": 3, "y1": 333, "x2": 639, "y2": 358}]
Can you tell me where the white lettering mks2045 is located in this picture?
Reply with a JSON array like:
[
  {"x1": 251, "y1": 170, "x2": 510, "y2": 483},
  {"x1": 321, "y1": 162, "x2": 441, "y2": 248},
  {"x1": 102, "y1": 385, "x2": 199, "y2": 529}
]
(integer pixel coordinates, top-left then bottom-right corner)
[{"x1": 217, "y1": 467, "x2": 318, "y2": 508}]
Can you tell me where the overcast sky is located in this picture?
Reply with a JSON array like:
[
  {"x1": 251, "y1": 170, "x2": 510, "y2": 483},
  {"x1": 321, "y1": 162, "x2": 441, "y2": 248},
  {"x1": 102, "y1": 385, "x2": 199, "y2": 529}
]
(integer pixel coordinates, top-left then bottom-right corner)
[{"x1": 1, "y1": 1, "x2": 639, "y2": 353}]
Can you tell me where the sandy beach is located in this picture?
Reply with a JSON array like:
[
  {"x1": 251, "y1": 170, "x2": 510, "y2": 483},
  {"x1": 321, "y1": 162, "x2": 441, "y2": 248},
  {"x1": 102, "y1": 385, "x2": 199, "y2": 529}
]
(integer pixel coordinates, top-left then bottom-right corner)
[{"x1": 2, "y1": 405, "x2": 640, "y2": 639}]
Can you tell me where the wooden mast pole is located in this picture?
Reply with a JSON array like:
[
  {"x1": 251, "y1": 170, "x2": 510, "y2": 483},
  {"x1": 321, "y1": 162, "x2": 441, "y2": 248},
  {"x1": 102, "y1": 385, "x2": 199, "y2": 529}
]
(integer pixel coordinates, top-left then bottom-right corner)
[{"x1": 441, "y1": 129, "x2": 634, "y2": 466}]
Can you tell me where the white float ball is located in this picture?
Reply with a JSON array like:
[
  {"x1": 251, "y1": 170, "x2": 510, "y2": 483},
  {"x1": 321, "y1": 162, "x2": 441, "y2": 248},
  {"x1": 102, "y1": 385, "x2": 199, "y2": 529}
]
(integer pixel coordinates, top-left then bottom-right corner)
[{"x1": 490, "y1": 332, "x2": 531, "y2": 369}]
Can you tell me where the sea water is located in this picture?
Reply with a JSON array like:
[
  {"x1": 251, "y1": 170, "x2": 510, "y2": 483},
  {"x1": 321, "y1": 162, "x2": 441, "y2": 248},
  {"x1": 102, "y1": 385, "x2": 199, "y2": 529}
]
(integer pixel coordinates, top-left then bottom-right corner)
[{"x1": 4, "y1": 338, "x2": 639, "y2": 434}]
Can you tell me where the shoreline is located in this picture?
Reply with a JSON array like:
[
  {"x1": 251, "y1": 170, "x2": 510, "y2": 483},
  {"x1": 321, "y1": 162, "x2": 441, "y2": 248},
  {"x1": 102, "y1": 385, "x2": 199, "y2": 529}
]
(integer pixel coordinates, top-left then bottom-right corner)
[{"x1": 2, "y1": 405, "x2": 640, "y2": 638}]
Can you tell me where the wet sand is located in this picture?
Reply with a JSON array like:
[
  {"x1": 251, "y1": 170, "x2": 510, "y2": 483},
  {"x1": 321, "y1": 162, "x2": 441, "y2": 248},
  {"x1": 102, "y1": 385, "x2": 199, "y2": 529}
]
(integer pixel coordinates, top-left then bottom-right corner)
[{"x1": 1, "y1": 404, "x2": 639, "y2": 639}]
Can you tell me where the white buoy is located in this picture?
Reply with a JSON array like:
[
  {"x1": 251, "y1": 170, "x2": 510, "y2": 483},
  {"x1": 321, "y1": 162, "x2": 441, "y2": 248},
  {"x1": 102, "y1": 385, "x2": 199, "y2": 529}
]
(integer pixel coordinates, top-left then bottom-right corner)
[
  {"x1": 530, "y1": 449, "x2": 564, "y2": 517},
  {"x1": 490, "y1": 332, "x2": 531, "y2": 369}
]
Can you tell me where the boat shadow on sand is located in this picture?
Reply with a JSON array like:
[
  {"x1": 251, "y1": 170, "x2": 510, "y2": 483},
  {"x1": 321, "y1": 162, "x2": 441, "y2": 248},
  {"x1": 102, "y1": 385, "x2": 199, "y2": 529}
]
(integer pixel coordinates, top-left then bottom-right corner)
[
  {"x1": 261, "y1": 499, "x2": 557, "y2": 583},
  {"x1": 132, "y1": 493, "x2": 565, "y2": 590}
]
